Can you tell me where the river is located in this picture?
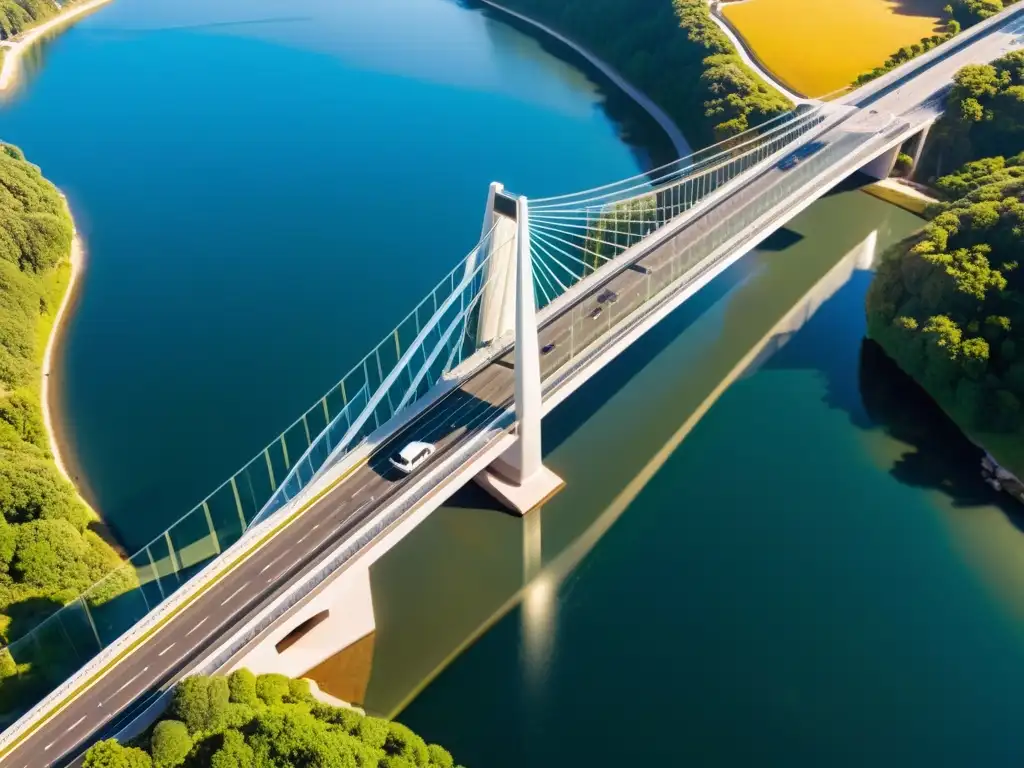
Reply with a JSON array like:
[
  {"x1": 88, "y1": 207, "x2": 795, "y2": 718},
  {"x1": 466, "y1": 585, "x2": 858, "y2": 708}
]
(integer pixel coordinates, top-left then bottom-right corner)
[
  {"x1": 371, "y1": 185, "x2": 1024, "y2": 765},
  {"x1": 0, "y1": 0, "x2": 673, "y2": 552},
  {"x1": 6, "y1": 0, "x2": 1024, "y2": 764}
]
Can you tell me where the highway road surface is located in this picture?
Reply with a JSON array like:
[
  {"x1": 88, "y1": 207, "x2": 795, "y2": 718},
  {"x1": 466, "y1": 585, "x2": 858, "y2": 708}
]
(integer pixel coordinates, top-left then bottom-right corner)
[{"x1": 5, "y1": 10, "x2": 1023, "y2": 765}]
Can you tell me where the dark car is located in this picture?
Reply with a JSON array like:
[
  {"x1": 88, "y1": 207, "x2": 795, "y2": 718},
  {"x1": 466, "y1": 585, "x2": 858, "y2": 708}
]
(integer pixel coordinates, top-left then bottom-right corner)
[
  {"x1": 597, "y1": 289, "x2": 619, "y2": 304},
  {"x1": 778, "y1": 140, "x2": 826, "y2": 171},
  {"x1": 541, "y1": 342, "x2": 556, "y2": 355},
  {"x1": 589, "y1": 307, "x2": 603, "y2": 320}
]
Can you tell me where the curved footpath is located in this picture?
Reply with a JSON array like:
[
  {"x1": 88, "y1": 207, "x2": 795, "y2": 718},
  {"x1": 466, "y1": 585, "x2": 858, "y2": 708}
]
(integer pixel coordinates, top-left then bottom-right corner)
[
  {"x1": 0, "y1": 0, "x2": 115, "y2": 93},
  {"x1": 708, "y1": 0, "x2": 811, "y2": 104},
  {"x1": 476, "y1": 0, "x2": 693, "y2": 158}
]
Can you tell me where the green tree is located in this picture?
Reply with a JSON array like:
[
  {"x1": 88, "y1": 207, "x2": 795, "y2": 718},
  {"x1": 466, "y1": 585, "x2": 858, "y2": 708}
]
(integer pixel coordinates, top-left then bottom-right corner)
[
  {"x1": 150, "y1": 720, "x2": 192, "y2": 768},
  {"x1": 227, "y1": 668, "x2": 259, "y2": 707},
  {"x1": 83, "y1": 740, "x2": 153, "y2": 768}
]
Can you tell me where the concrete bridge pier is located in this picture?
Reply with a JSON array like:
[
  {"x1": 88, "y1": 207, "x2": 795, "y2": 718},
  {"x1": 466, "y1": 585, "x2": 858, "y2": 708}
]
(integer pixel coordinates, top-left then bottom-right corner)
[
  {"x1": 860, "y1": 142, "x2": 903, "y2": 180},
  {"x1": 225, "y1": 563, "x2": 376, "y2": 680},
  {"x1": 905, "y1": 121, "x2": 932, "y2": 179},
  {"x1": 475, "y1": 194, "x2": 564, "y2": 515},
  {"x1": 860, "y1": 122, "x2": 933, "y2": 180}
]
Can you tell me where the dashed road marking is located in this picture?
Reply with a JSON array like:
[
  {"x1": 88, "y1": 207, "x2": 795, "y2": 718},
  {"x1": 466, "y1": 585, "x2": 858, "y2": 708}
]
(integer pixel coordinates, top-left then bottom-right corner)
[
  {"x1": 68, "y1": 715, "x2": 86, "y2": 731},
  {"x1": 220, "y1": 581, "x2": 251, "y2": 607},
  {"x1": 259, "y1": 553, "x2": 286, "y2": 574},
  {"x1": 185, "y1": 617, "x2": 209, "y2": 636},
  {"x1": 158, "y1": 642, "x2": 176, "y2": 657}
]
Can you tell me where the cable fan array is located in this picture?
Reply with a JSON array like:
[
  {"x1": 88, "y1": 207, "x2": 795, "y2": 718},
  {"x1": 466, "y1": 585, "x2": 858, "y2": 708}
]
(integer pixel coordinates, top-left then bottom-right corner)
[{"x1": 526, "y1": 105, "x2": 827, "y2": 309}]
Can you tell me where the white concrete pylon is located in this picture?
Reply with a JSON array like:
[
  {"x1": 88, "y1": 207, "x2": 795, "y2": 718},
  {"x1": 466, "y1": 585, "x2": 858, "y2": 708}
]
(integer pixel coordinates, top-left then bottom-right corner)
[
  {"x1": 475, "y1": 182, "x2": 518, "y2": 346},
  {"x1": 475, "y1": 195, "x2": 564, "y2": 515}
]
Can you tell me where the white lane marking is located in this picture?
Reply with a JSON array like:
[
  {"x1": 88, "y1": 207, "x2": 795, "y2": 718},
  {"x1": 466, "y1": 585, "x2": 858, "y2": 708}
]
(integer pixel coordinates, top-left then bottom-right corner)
[
  {"x1": 312, "y1": 523, "x2": 319, "y2": 530},
  {"x1": 68, "y1": 715, "x2": 86, "y2": 730},
  {"x1": 44, "y1": 741, "x2": 54, "y2": 751},
  {"x1": 158, "y1": 642, "x2": 176, "y2": 657},
  {"x1": 185, "y1": 617, "x2": 209, "y2": 636},
  {"x1": 220, "y1": 581, "x2": 251, "y2": 607},
  {"x1": 297, "y1": 532, "x2": 309, "y2": 544},
  {"x1": 259, "y1": 552, "x2": 286, "y2": 574},
  {"x1": 102, "y1": 666, "x2": 150, "y2": 705}
]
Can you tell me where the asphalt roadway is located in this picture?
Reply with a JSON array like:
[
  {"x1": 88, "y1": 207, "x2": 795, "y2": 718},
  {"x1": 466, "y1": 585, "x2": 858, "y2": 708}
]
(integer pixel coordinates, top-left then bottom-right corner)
[{"x1": 6, "y1": 11, "x2": 1024, "y2": 765}]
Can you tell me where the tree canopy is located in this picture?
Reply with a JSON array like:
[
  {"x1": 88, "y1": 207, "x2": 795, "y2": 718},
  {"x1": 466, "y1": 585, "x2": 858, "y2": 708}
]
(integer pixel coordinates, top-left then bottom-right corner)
[
  {"x1": 866, "y1": 151, "x2": 1024, "y2": 435},
  {"x1": 488, "y1": 0, "x2": 792, "y2": 145},
  {"x1": 0, "y1": 144, "x2": 129, "y2": 716},
  {"x1": 84, "y1": 671, "x2": 464, "y2": 768},
  {"x1": 0, "y1": 0, "x2": 91, "y2": 41},
  {"x1": 921, "y1": 50, "x2": 1024, "y2": 177}
]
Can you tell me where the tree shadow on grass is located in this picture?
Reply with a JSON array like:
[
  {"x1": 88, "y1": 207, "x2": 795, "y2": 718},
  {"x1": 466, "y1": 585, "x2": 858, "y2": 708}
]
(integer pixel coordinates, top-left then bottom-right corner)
[{"x1": 884, "y1": 0, "x2": 948, "y2": 28}]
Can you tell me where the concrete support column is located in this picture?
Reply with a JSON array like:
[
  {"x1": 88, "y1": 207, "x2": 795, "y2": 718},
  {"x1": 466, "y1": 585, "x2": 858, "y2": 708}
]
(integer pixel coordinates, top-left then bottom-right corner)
[
  {"x1": 908, "y1": 122, "x2": 931, "y2": 180},
  {"x1": 475, "y1": 195, "x2": 564, "y2": 515},
  {"x1": 860, "y1": 143, "x2": 902, "y2": 181}
]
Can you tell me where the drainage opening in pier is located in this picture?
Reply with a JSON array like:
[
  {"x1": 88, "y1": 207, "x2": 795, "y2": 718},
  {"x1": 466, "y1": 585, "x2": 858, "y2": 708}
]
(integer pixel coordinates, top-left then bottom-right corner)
[{"x1": 276, "y1": 610, "x2": 330, "y2": 654}]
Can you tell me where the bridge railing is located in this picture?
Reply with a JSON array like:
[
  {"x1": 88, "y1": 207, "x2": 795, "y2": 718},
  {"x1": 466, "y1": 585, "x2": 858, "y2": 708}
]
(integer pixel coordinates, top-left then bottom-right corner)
[
  {"x1": 0, "y1": 224, "x2": 510, "y2": 722},
  {"x1": 527, "y1": 106, "x2": 828, "y2": 308}
]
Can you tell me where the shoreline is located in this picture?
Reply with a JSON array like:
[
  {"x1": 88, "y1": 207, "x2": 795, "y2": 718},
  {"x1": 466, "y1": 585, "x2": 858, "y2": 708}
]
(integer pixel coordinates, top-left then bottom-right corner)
[
  {"x1": 41, "y1": 224, "x2": 101, "y2": 519},
  {"x1": 474, "y1": 0, "x2": 693, "y2": 158},
  {"x1": 0, "y1": 0, "x2": 115, "y2": 94}
]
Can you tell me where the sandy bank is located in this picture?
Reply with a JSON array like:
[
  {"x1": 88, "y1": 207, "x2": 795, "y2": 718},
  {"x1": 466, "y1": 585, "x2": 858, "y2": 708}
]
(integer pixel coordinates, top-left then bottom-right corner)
[
  {"x1": 475, "y1": 0, "x2": 693, "y2": 158},
  {"x1": 41, "y1": 222, "x2": 101, "y2": 518},
  {"x1": 0, "y1": 0, "x2": 115, "y2": 94}
]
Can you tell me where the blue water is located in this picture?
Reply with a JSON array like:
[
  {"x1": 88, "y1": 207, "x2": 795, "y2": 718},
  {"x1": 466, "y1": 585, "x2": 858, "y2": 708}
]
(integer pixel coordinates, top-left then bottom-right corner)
[
  {"x1": 0, "y1": 0, "x2": 673, "y2": 550},
  {"x1": 394, "y1": 188, "x2": 1024, "y2": 766}
]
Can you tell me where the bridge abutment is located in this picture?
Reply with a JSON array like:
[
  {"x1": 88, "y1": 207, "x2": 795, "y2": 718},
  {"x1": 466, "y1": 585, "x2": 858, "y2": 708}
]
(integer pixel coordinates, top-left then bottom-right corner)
[
  {"x1": 475, "y1": 193, "x2": 564, "y2": 515},
  {"x1": 225, "y1": 563, "x2": 376, "y2": 681}
]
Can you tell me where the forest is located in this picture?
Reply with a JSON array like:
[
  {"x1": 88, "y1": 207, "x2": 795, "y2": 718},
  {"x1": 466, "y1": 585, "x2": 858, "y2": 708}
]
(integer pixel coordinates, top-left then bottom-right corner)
[
  {"x1": 866, "y1": 52, "x2": 1024, "y2": 455},
  {"x1": 491, "y1": 0, "x2": 792, "y2": 146},
  {"x1": 0, "y1": 143, "x2": 129, "y2": 712},
  {"x1": 84, "y1": 671, "x2": 462, "y2": 768},
  {"x1": 0, "y1": 0, "x2": 76, "y2": 40}
]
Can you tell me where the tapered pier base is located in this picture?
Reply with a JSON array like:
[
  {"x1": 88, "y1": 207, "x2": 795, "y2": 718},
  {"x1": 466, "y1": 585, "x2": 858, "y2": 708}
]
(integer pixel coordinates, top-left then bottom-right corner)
[{"x1": 475, "y1": 449, "x2": 564, "y2": 516}]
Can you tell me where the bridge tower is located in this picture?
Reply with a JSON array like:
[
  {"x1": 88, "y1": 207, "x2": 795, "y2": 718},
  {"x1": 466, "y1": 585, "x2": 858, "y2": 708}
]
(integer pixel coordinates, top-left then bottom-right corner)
[{"x1": 475, "y1": 188, "x2": 564, "y2": 515}]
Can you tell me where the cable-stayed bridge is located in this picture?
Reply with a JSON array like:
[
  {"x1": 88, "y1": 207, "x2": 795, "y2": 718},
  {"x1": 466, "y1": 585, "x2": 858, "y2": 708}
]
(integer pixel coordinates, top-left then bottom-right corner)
[{"x1": 1, "y1": 6, "x2": 1022, "y2": 764}]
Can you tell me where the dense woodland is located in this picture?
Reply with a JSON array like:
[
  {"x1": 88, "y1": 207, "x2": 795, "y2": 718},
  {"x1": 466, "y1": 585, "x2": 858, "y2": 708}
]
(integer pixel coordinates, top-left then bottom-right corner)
[
  {"x1": 866, "y1": 52, "x2": 1024, "y2": 446},
  {"x1": 492, "y1": 0, "x2": 792, "y2": 146},
  {"x1": 84, "y1": 672, "x2": 462, "y2": 768},
  {"x1": 0, "y1": 0, "x2": 71, "y2": 40},
  {"x1": 0, "y1": 144, "x2": 129, "y2": 711}
]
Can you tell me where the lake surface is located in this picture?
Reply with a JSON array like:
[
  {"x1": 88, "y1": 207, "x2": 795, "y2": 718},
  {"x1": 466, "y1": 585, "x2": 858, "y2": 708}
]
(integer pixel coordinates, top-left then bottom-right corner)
[
  {"x1": 0, "y1": 0, "x2": 673, "y2": 551},
  {"x1": 343, "y1": 186, "x2": 1024, "y2": 766}
]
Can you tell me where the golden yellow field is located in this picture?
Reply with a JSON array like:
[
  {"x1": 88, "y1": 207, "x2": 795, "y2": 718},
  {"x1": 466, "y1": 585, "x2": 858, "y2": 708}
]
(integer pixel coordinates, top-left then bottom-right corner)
[{"x1": 722, "y1": 0, "x2": 946, "y2": 97}]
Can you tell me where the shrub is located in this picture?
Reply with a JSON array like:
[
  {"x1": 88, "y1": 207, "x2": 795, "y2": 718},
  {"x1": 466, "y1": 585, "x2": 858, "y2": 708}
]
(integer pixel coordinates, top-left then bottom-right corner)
[
  {"x1": 355, "y1": 716, "x2": 391, "y2": 749},
  {"x1": 384, "y1": 721, "x2": 430, "y2": 766},
  {"x1": 427, "y1": 744, "x2": 455, "y2": 768},
  {"x1": 150, "y1": 720, "x2": 192, "y2": 768},
  {"x1": 83, "y1": 739, "x2": 152, "y2": 768},
  {"x1": 255, "y1": 672, "x2": 290, "y2": 706},
  {"x1": 227, "y1": 668, "x2": 259, "y2": 707}
]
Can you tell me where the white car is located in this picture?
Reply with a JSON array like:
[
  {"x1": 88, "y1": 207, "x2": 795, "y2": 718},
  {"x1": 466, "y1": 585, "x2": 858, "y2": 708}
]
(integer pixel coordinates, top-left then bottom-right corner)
[{"x1": 389, "y1": 441, "x2": 436, "y2": 474}]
